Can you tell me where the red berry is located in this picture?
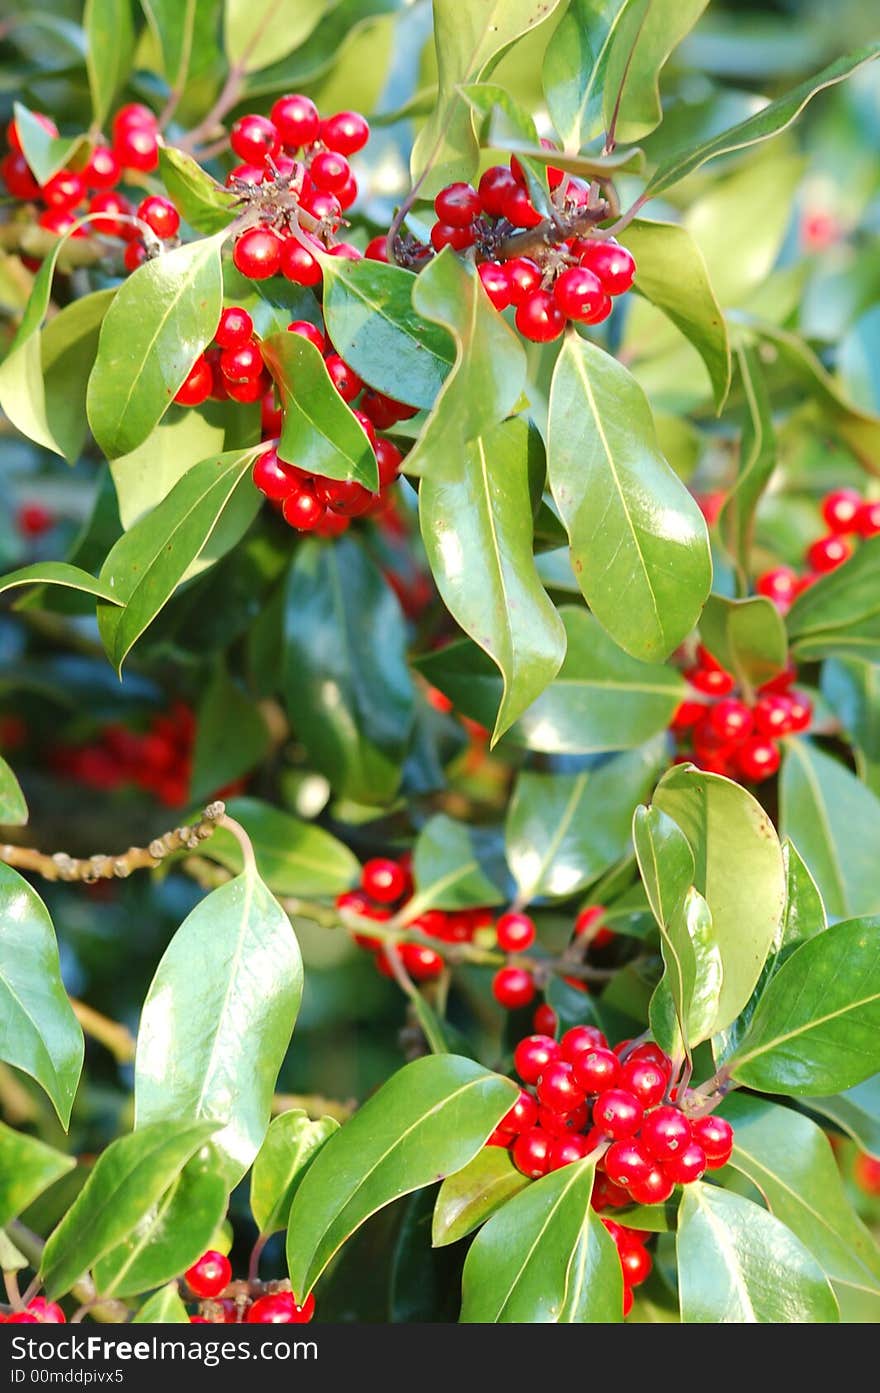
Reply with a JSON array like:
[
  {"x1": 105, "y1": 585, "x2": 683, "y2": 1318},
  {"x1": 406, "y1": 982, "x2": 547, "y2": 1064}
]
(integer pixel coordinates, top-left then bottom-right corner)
[
  {"x1": 112, "y1": 103, "x2": 156, "y2": 134},
  {"x1": 83, "y1": 144, "x2": 121, "y2": 190},
  {"x1": 499, "y1": 1087, "x2": 539, "y2": 1136},
  {"x1": 42, "y1": 169, "x2": 86, "y2": 210},
  {"x1": 807, "y1": 533, "x2": 852, "y2": 573},
  {"x1": 430, "y1": 221, "x2": 475, "y2": 252},
  {"x1": 536, "y1": 1060, "x2": 585, "y2": 1114},
  {"x1": 559, "y1": 1024, "x2": 607, "y2": 1065},
  {"x1": 496, "y1": 911, "x2": 536, "y2": 952},
  {"x1": 640, "y1": 1105, "x2": 691, "y2": 1161},
  {"x1": 270, "y1": 94, "x2": 320, "y2": 147},
  {"x1": 477, "y1": 260, "x2": 512, "y2": 310},
  {"x1": 24, "y1": 1297, "x2": 66, "y2": 1324},
  {"x1": 88, "y1": 189, "x2": 136, "y2": 238},
  {"x1": 1, "y1": 152, "x2": 40, "y2": 199},
  {"x1": 400, "y1": 942, "x2": 443, "y2": 981},
  {"x1": 533, "y1": 1003, "x2": 557, "y2": 1036},
  {"x1": 215, "y1": 306, "x2": 254, "y2": 349},
  {"x1": 822, "y1": 488, "x2": 862, "y2": 533},
  {"x1": 322, "y1": 354, "x2": 362, "y2": 403},
  {"x1": 337, "y1": 174, "x2": 359, "y2": 210},
  {"x1": 301, "y1": 188, "x2": 342, "y2": 226},
  {"x1": 573, "y1": 1048, "x2": 620, "y2": 1094},
  {"x1": 690, "y1": 1115, "x2": 734, "y2": 1168},
  {"x1": 252, "y1": 449, "x2": 299, "y2": 501},
  {"x1": 17, "y1": 504, "x2": 53, "y2": 537},
  {"x1": 220, "y1": 342, "x2": 263, "y2": 382},
  {"x1": 663, "y1": 1141, "x2": 708, "y2": 1185},
  {"x1": 707, "y1": 698, "x2": 753, "y2": 743},
  {"x1": 593, "y1": 1088, "x2": 643, "y2": 1139},
  {"x1": 627, "y1": 1043, "x2": 673, "y2": 1076},
  {"x1": 501, "y1": 182, "x2": 542, "y2": 229},
  {"x1": 365, "y1": 235, "x2": 390, "y2": 262},
  {"x1": 511, "y1": 1126, "x2": 553, "y2": 1178},
  {"x1": 278, "y1": 237, "x2": 322, "y2": 285},
  {"x1": 549, "y1": 1133, "x2": 593, "y2": 1169},
  {"x1": 320, "y1": 111, "x2": 370, "y2": 155},
  {"x1": 735, "y1": 736, "x2": 780, "y2": 782},
  {"x1": 515, "y1": 289, "x2": 565, "y2": 342},
  {"x1": 505, "y1": 257, "x2": 542, "y2": 306},
  {"x1": 352, "y1": 409, "x2": 378, "y2": 450},
  {"x1": 136, "y1": 194, "x2": 179, "y2": 239},
  {"x1": 538, "y1": 1104, "x2": 589, "y2": 1137},
  {"x1": 287, "y1": 319, "x2": 325, "y2": 351},
  {"x1": 230, "y1": 114, "x2": 279, "y2": 165},
  {"x1": 493, "y1": 966, "x2": 536, "y2": 1010},
  {"x1": 113, "y1": 123, "x2": 158, "y2": 172},
  {"x1": 513, "y1": 1034, "x2": 559, "y2": 1085},
  {"x1": 626, "y1": 1165, "x2": 675, "y2": 1206},
  {"x1": 478, "y1": 165, "x2": 519, "y2": 216},
  {"x1": 123, "y1": 241, "x2": 147, "y2": 272},
  {"x1": 282, "y1": 483, "x2": 325, "y2": 531},
  {"x1": 619, "y1": 1244, "x2": 652, "y2": 1288},
  {"x1": 854, "y1": 1152, "x2": 880, "y2": 1194},
  {"x1": 753, "y1": 692, "x2": 808, "y2": 738},
  {"x1": 362, "y1": 857, "x2": 407, "y2": 903},
  {"x1": 553, "y1": 266, "x2": 605, "y2": 321},
  {"x1": 315, "y1": 478, "x2": 375, "y2": 517},
  {"x1": 620, "y1": 1059, "x2": 667, "y2": 1108},
  {"x1": 591, "y1": 1173, "x2": 631, "y2": 1210},
  {"x1": 434, "y1": 181, "x2": 480, "y2": 227},
  {"x1": 7, "y1": 111, "x2": 57, "y2": 153},
  {"x1": 576, "y1": 237, "x2": 636, "y2": 295},
  {"x1": 185, "y1": 1250, "x2": 232, "y2": 1298},
  {"x1": 671, "y1": 699, "x2": 705, "y2": 732},
  {"x1": 247, "y1": 1292, "x2": 315, "y2": 1323},
  {"x1": 604, "y1": 1138, "x2": 654, "y2": 1190},
  {"x1": 375, "y1": 438, "x2": 403, "y2": 487},
  {"x1": 226, "y1": 374, "x2": 268, "y2": 404},
  {"x1": 783, "y1": 691, "x2": 812, "y2": 733},
  {"x1": 311, "y1": 149, "x2": 352, "y2": 195},
  {"x1": 755, "y1": 566, "x2": 800, "y2": 609},
  {"x1": 226, "y1": 162, "x2": 264, "y2": 188},
  {"x1": 233, "y1": 227, "x2": 283, "y2": 279},
  {"x1": 856, "y1": 500, "x2": 880, "y2": 537},
  {"x1": 174, "y1": 356, "x2": 212, "y2": 406},
  {"x1": 573, "y1": 905, "x2": 614, "y2": 949},
  {"x1": 685, "y1": 664, "x2": 736, "y2": 697}
]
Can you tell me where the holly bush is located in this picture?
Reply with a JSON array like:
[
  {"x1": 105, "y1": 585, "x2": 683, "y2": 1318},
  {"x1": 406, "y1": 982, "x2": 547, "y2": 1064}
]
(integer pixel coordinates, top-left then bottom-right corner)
[{"x1": 1, "y1": 0, "x2": 880, "y2": 1330}]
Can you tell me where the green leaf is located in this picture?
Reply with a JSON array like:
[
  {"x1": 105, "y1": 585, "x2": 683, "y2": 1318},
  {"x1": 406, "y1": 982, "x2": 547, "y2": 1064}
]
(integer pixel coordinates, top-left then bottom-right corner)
[
  {"x1": 134, "y1": 869, "x2": 303, "y2": 1189},
  {"x1": 282, "y1": 537, "x2": 415, "y2": 805},
  {"x1": 415, "y1": 608, "x2": 685, "y2": 753},
  {"x1": 203, "y1": 797, "x2": 359, "y2": 897},
  {"x1": 84, "y1": 0, "x2": 135, "y2": 128},
  {"x1": 460, "y1": 1158, "x2": 622, "y2": 1322},
  {"x1": 603, "y1": 0, "x2": 708, "y2": 141},
  {"x1": 634, "y1": 805, "x2": 696, "y2": 1048},
  {"x1": 419, "y1": 419, "x2": 565, "y2": 742},
  {"x1": 0, "y1": 1233, "x2": 28, "y2": 1273},
  {"x1": 547, "y1": 335, "x2": 711, "y2": 662},
  {"x1": 409, "y1": 814, "x2": 506, "y2": 917},
  {"x1": 676, "y1": 1183, "x2": 838, "y2": 1323},
  {"x1": 780, "y1": 739, "x2": 880, "y2": 919},
  {"x1": 0, "y1": 1121, "x2": 75, "y2": 1228},
  {"x1": 141, "y1": 0, "x2": 205, "y2": 87},
  {"x1": 287, "y1": 1055, "x2": 517, "y2": 1298},
  {"x1": 432, "y1": 1147, "x2": 530, "y2": 1248},
  {"x1": 728, "y1": 916, "x2": 880, "y2": 1096},
  {"x1": 0, "y1": 864, "x2": 83, "y2": 1128},
  {"x1": 92, "y1": 1157, "x2": 228, "y2": 1298},
  {"x1": 87, "y1": 232, "x2": 227, "y2": 459},
  {"x1": 645, "y1": 43, "x2": 880, "y2": 196},
  {"x1": 618, "y1": 219, "x2": 731, "y2": 411},
  {"x1": 251, "y1": 1110, "x2": 339, "y2": 1237},
  {"x1": 320, "y1": 257, "x2": 454, "y2": 411},
  {"x1": 723, "y1": 1094, "x2": 880, "y2": 1298},
  {"x1": 460, "y1": 85, "x2": 551, "y2": 217},
  {"x1": 97, "y1": 446, "x2": 261, "y2": 673},
  {"x1": 405, "y1": 252, "x2": 527, "y2": 483},
  {"x1": 542, "y1": 0, "x2": 629, "y2": 152},
  {"x1": 40, "y1": 1121, "x2": 216, "y2": 1300},
  {"x1": 720, "y1": 344, "x2": 776, "y2": 578},
  {"x1": 787, "y1": 536, "x2": 880, "y2": 665},
  {"x1": 505, "y1": 750, "x2": 665, "y2": 904},
  {"x1": 699, "y1": 595, "x2": 788, "y2": 691},
  {"x1": 809, "y1": 1078, "x2": 880, "y2": 1159},
  {"x1": 411, "y1": 0, "x2": 565, "y2": 197},
  {"x1": 41, "y1": 288, "x2": 115, "y2": 464},
  {"x1": 652, "y1": 763, "x2": 785, "y2": 1031},
  {"x1": 822, "y1": 660, "x2": 880, "y2": 797},
  {"x1": 158, "y1": 147, "x2": 238, "y2": 235},
  {"x1": 11, "y1": 102, "x2": 87, "y2": 185},
  {"x1": 0, "y1": 756, "x2": 27, "y2": 827},
  {"x1": 261, "y1": 331, "x2": 378, "y2": 490},
  {"x1": 0, "y1": 562, "x2": 121, "y2": 608},
  {"x1": 191, "y1": 665, "x2": 270, "y2": 802},
  {"x1": 224, "y1": 0, "x2": 327, "y2": 74},
  {"x1": 133, "y1": 1284, "x2": 189, "y2": 1323}
]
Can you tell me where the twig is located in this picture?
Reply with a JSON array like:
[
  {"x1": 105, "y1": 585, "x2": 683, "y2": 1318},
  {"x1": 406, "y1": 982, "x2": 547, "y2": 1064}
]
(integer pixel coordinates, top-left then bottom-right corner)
[
  {"x1": 496, "y1": 198, "x2": 612, "y2": 261},
  {"x1": 177, "y1": 0, "x2": 284, "y2": 153},
  {"x1": 3, "y1": 1270, "x2": 22, "y2": 1311},
  {"x1": 69, "y1": 1000, "x2": 136, "y2": 1064},
  {"x1": 218, "y1": 815, "x2": 256, "y2": 875}
]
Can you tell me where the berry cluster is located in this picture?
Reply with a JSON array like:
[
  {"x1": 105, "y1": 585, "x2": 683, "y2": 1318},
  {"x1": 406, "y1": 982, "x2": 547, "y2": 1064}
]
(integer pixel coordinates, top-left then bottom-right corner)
[
  {"x1": 51, "y1": 702, "x2": 195, "y2": 808},
  {"x1": 492, "y1": 1027, "x2": 734, "y2": 1198},
  {"x1": 428, "y1": 150, "x2": 636, "y2": 343},
  {"x1": 492, "y1": 904, "x2": 614, "y2": 1011},
  {"x1": 184, "y1": 1250, "x2": 314, "y2": 1324},
  {"x1": 0, "y1": 1298, "x2": 65, "y2": 1324},
  {"x1": 756, "y1": 486, "x2": 880, "y2": 613},
  {"x1": 671, "y1": 646, "x2": 812, "y2": 782}
]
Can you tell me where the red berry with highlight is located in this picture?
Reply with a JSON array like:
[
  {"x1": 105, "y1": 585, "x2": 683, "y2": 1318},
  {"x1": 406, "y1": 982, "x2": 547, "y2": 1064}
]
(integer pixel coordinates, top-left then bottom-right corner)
[
  {"x1": 311, "y1": 149, "x2": 352, "y2": 194},
  {"x1": 321, "y1": 111, "x2": 370, "y2": 155},
  {"x1": 663, "y1": 1141, "x2": 708, "y2": 1185},
  {"x1": 233, "y1": 227, "x2": 283, "y2": 279},
  {"x1": 287, "y1": 320, "x2": 325, "y2": 351},
  {"x1": 137, "y1": 194, "x2": 179, "y2": 238},
  {"x1": 619, "y1": 1244, "x2": 652, "y2": 1288},
  {"x1": 691, "y1": 1115, "x2": 734, "y2": 1168},
  {"x1": 515, "y1": 289, "x2": 565, "y2": 342},
  {"x1": 496, "y1": 911, "x2": 536, "y2": 952},
  {"x1": 573, "y1": 1048, "x2": 620, "y2": 1094},
  {"x1": 549, "y1": 1133, "x2": 593, "y2": 1169},
  {"x1": 513, "y1": 1034, "x2": 559, "y2": 1084},
  {"x1": 735, "y1": 736, "x2": 781, "y2": 782},
  {"x1": 185, "y1": 1250, "x2": 232, "y2": 1299},
  {"x1": 604, "y1": 1138, "x2": 654, "y2": 1190},
  {"x1": 553, "y1": 266, "x2": 605, "y2": 321},
  {"x1": 822, "y1": 489, "x2": 862, "y2": 533},
  {"x1": 280, "y1": 239, "x2": 322, "y2": 285},
  {"x1": 856, "y1": 500, "x2": 880, "y2": 537},
  {"x1": 113, "y1": 123, "x2": 158, "y2": 172},
  {"x1": 559, "y1": 1025, "x2": 607, "y2": 1065},
  {"x1": 708, "y1": 699, "x2": 753, "y2": 743},
  {"x1": 230, "y1": 114, "x2": 279, "y2": 165},
  {"x1": 536, "y1": 1060, "x2": 585, "y2": 1114},
  {"x1": 478, "y1": 165, "x2": 519, "y2": 216},
  {"x1": 511, "y1": 1127, "x2": 552, "y2": 1178},
  {"x1": 252, "y1": 449, "x2": 299, "y2": 501},
  {"x1": 477, "y1": 261, "x2": 512, "y2": 310},
  {"x1": 593, "y1": 1088, "x2": 643, "y2": 1139},
  {"x1": 499, "y1": 1088, "x2": 539, "y2": 1136},
  {"x1": 270, "y1": 94, "x2": 320, "y2": 147},
  {"x1": 361, "y1": 857, "x2": 406, "y2": 903},
  {"x1": 620, "y1": 1060, "x2": 667, "y2": 1108},
  {"x1": 501, "y1": 182, "x2": 542, "y2": 228},
  {"x1": 174, "y1": 357, "x2": 212, "y2": 406},
  {"x1": 577, "y1": 237, "x2": 636, "y2": 295},
  {"x1": 42, "y1": 170, "x2": 86, "y2": 210},
  {"x1": 83, "y1": 144, "x2": 121, "y2": 190},
  {"x1": 246, "y1": 1292, "x2": 315, "y2": 1323},
  {"x1": 282, "y1": 483, "x2": 325, "y2": 531},
  {"x1": 626, "y1": 1164, "x2": 675, "y2": 1206},
  {"x1": 493, "y1": 966, "x2": 535, "y2": 1010},
  {"x1": 434, "y1": 181, "x2": 480, "y2": 227},
  {"x1": 807, "y1": 533, "x2": 852, "y2": 573},
  {"x1": 640, "y1": 1105, "x2": 691, "y2": 1161},
  {"x1": 215, "y1": 306, "x2": 254, "y2": 349}
]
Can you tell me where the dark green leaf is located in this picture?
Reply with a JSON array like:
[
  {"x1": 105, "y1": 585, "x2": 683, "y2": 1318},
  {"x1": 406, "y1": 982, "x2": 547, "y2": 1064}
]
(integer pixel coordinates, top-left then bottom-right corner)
[
  {"x1": 134, "y1": 869, "x2": 303, "y2": 1188},
  {"x1": 41, "y1": 288, "x2": 115, "y2": 464},
  {"x1": 603, "y1": 0, "x2": 708, "y2": 141},
  {"x1": 432, "y1": 1147, "x2": 529, "y2": 1248},
  {"x1": 251, "y1": 1110, "x2": 339, "y2": 1236},
  {"x1": 677, "y1": 1182, "x2": 838, "y2": 1322},
  {"x1": 822, "y1": 659, "x2": 880, "y2": 797},
  {"x1": 0, "y1": 1121, "x2": 74, "y2": 1228},
  {"x1": 12, "y1": 102, "x2": 87, "y2": 185},
  {"x1": 0, "y1": 756, "x2": 27, "y2": 827},
  {"x1": 634, "y1": 805, "x2": 696, "y2": 1050},
  {"x1": 87, "y1": 232, "x2": 227, "y2": 459},
  {"x1": 141, "y1": 0, "x2": 206, "y2": 87},
  {"x1": 787, "y1": 536, "x2": 880, "y2": 665},
  {"x1": 542, "y1": 0, "x2": 629, "y2": 151},
  {"x1": 287, "y1": 1055, "x2": 517, "y2": 1297},
  {"x1": 720, "y1": 344, "x2": 777, "y2": 578},
  {"x1": 0, "y1": 562, "x2": 121, "y2": 608},
  {"x1": 191, "y1": 665, "x2": 270, "y2": 802},
  {"x1": 84, "y1": 0, "x2": 135, "y2": 127},
  {"x1": 203, "y1": 796, "x2": 359, "y2": 897},
  {"x1": 224, "y1": 0, "x2": 327, "y2": 73},
  {"x1": 409, "y1": 814, "x2": 506, "y2": 916},
  {"x1": 0, "y1": 865, "x2": 83, "y2": 1128},
  {"x1": 40, "y1": 1121, "x2": 216, "y2": 1300},
  {"x1": 158, "y1": 147, "x2": 237, "y2": 235},
  {"x1": 699, "y1": 594, "x2": 787, "y2": 691},
  {"x1": 133, "y1": 1284, "x2": 189, "y2": 1323},
  {"x1": 547, "y1": 335, "x2": 711, "y2": 662}
]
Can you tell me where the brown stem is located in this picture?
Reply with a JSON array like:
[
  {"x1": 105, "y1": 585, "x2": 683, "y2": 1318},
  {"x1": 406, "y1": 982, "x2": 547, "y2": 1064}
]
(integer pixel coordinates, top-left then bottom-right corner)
[
  {"x1": 497, "y1": 199, "x2": 612, "y2": 261},
  {"x1": 3, "y1": 1270, "x2": 22, "y2": 1311},
  {"x1": 248, "y1": 1233, "x2": 268, "y2": 1284},
  {"x1": 0, "y1": 801, "x2": 226, "y2": 883}
]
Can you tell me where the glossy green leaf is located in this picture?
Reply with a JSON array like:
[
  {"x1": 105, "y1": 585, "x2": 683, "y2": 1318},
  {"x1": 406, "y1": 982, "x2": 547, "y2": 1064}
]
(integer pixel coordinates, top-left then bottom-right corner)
[
  {"x1": 92, "y1": 1158, "x2": 228, "y2": 1298},
  {"x1": 12, "y1": 102, "x2": 87, "y2": 185},
  {"x1": 460, "y1": 1158, "x2": 622, "y2": 1322},
  {"x1": 287, "y1": 1055, "x2": 517, "y2": 1297},
  {"x1": 262, "y1": 330, "x2": 378, "y2": 489},
  {"x1": 619, "y1": 219, "x2": 731, "y2": 411},
  {"x1": 0, "y1": 756, "x2": 27, "y2": 827},
  {"x1": 720, "y1": 344, "x2": 777, "y2": 578},
  {"x1": 251, "y1": 1110, "x2": 339, "y2": 1236},
  {"x1": 0, "y1": 864, "x2": 83, "y2": 1128},
  {"x1": 787, "y1": 536, "x2": 880, "y2": 665},
  {"x1": 415, "y1": 609, "x2": 685, "y2": 753},
  {"x1": 547, "y1": 335, "x2": 711, "y2": 662},
  {"x1": 282, "y1": 537, "x2": 415, "y2": 805},
  {"x1": 460, "y1": 85, "x2": 551, "y2": 216},
  {"x1": 408, "y1": 814, "x2": 506, "y2": 917},
  {"x1": 699, "y1": 595, "x2": 787, "y2": 691},
  {"x1": 432, "y1": 1147, "x2": 529, "y2": 1248},
  {"x1": 780, "y1": 739, "x2": 880, "y2": 919},
  {"x1": 87, "y1": 232, "x2": 227, "y2": 459},
  {"x1": 40, "y1": 1121, "x2": 216, "y2": 1300},
  {"x1": 729, "y1": 916, "x2": 880, "y2": 1095},
  {"x1": 41, "y1": 287, "x2": 115, "y2": 464},
  {"x1": 822, "y1": 659, "x2": 880, "y2": 797},
  {"x1": 809, "y1": 1078, "x2": 880, "y2": 1159},
  {"x1": 411, "y1": 0, "x2": 565, "y2": 196},
  {"x1": 84, "y1": 0, "x2": 134, "y2": 127},
  {"x1": 133, "y1": 1284, "x2": 189, "y2": 1323},
  {"x1": 419, "y1": 419, "x2": 564, "y2": 741},
  {"x1": 634, "y1": 805, "x2": 696, "y2": 1047},
  {"x1": 224, "y1": 0, "x2": 327, "y2": 73},
  {"x1": 406, "y1": 253, "x2": 527, "y2": 483},
  {"x1": 0, "y1": 562, "x2": 121, "y2": 608},
  {"x1": 203, "y1": 797, "x2": 359, "y2": 897},
  {"x1": 653, "y1": 763, "x2": 785, "y2": 1031},
  {"x1": 723, "y1": 1094, "x2": 880, "y2": 1298},
  {"x1": 603, "y1": 0, "x2": 708, "y2": 141},
  {"x1": 158, "y1": 147, "x2": 238, "y2": 235},
  {"x1": 542, "y1": 0, "x2": 629, "y2": 151},
  {"x1": 97, "y1": 446, "x2": 261, "y2": 673},
  {"x1": 677, "y1": 1182, "x2": 838, "y2": 1323},
  {"x1": 191, "y1": 666, "x2": 270, "y2": 802},
  {"x1": 141, "y1": 0, "x2": 206, "y2": 87},
  {"x1": 320, "y1": 257, "x2": 454, "y2": 411},
  {"x1": 646, "y1": 44, "x2": 880, "y2": 196},
  {"x1": 0, "y1": 1121, "x2": 74, "y2": 1228},
  {"x1": 134, "y1": 869, "x2": 303, "y2": 1189}
]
